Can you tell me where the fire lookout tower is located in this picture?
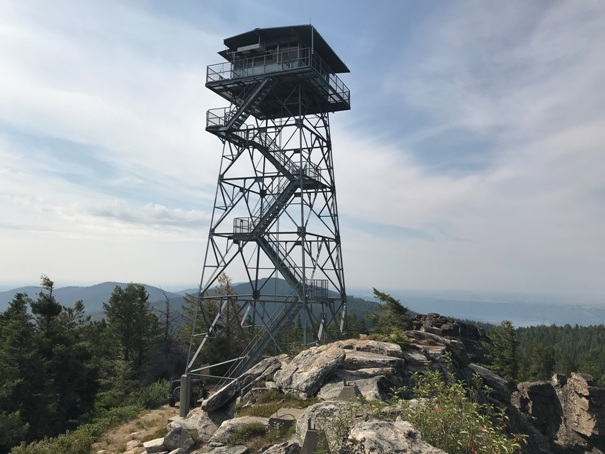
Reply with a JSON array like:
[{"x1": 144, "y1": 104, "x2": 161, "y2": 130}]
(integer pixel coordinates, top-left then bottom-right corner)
[{"x1": 187, "y1": 25, "x2": 350, "y2": 382}]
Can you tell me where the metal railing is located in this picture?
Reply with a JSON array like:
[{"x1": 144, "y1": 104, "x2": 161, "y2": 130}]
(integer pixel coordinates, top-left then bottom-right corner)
[
  {"x1": 207, "y1": 107, "x2": 236, "y2": 129},
  {"x1": 206, "y1": 47, "x2": 350, "y2": 106}
]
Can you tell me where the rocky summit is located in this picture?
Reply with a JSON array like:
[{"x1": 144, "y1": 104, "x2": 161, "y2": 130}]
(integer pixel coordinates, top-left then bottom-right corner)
[{"x1": 137, "y1": 314, "x2": 605, "y2": 454}]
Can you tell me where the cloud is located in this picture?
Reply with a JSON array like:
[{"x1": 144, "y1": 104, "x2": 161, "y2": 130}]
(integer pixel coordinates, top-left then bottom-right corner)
[
  {"x1": 0, "y1": 1, "x2": 603, "y2": 298},
  {"x1": 0, "y1": 0, "x2": 223, "y2": 199},
  {"x1": 333, "y1": 1, "x2": 605, "y2": 295}
]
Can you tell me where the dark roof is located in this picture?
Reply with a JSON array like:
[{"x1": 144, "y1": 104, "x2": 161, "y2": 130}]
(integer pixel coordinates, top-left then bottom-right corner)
[{"x1": 219, "y1": 25, "x2": 349, "y2": 73}]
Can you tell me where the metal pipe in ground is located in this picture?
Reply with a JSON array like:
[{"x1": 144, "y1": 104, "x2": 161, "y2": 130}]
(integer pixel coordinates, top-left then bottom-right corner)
[{"x1": 179, "y1": 374, "x2": 191, "y2": 417}]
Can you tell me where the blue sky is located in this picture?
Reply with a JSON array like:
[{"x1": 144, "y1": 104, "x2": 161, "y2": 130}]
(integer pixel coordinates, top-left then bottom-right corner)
[{"x1": 1, "y1": 1, "x2": 604, "y2": 300}]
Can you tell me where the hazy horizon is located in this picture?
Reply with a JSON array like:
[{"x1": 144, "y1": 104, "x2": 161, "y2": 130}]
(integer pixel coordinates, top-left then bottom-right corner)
[{"x1": 1, "y1": 278, "x2": 602, "y2": 308}]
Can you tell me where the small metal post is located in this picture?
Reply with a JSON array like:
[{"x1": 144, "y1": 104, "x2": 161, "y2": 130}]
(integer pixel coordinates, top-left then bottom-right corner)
[{"x1": 179, "y1": 374, "x2": 191, "y2": 417}]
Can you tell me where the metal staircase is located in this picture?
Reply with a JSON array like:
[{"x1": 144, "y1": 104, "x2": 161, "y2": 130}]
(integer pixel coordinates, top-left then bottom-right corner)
[{"x1": 216, "y1": 78, "x2": 276, "y2": 132}]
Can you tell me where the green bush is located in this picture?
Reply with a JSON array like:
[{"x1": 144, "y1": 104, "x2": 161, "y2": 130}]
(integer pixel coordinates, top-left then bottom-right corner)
[
  {"x1": 316, "y1": 357, "x2": 526, "y2": 454},
  {"x1": 366, "y1": 330, "x2": 411, "y2": 349},
  {"x1": 10, "y1": 380, "x2": 168, "y2": 454},
  {"x1": 229, "y1": 422, "x2": 267, "y2": 446},
  {"x1": 10, "y1": 405, "x2": 140, "y2": 454},
  {"x1": 397, "y1": 360, "x2": 526, "y2": 454},
  {"x1": 236, "y1": 389, "x2": 319, "y2": 418},
  {"x1": 128, "y1": 379, "x2": 169, "y2": 409}
]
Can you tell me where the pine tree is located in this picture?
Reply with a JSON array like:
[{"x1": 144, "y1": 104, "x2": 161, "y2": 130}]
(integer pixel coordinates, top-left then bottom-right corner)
[
  {"x1": 103, "y1": 283, "x2": 161, "y2": 380},
  {"x1": 369, "y1": 288, "x2": 412, "y2": 334},
  {"x1": 484, "y1": 320, "x2": 518, "y2": 386},
  {"x1": 30, "y1": 277, "x2": 99, "y2": 436},
  {"x1": 0, "y1": 294, "x2": 36, "y2": 451},
  {"x1": 179, "y1": 274, "x2": 252, "y2": 376}
]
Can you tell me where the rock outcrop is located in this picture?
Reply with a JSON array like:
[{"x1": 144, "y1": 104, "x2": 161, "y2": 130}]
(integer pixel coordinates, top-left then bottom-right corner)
[
  {"x1": 341, "y1": 419, "x2": 447, "y2": 454},
  {"x1": 411, "y1": 313, "x2": 490, "y2": 363},
  {"x1": 512, "y1": 372, "x2": 605, "y2": 452},
  {"x1": 260, "y1": 339, "x2": 406, "y2": 402},
  {"x1": 202, "y1": 355, "x2": 284, "y2": 412},
  {"x1": 150, "y1": 313, "x2": 605, "y2": 454},
  {"x1": 273, "y1": 343, "x2": 346, "y2": 398}
]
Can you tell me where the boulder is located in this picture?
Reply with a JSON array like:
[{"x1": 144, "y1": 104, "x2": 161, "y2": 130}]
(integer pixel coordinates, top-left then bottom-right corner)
[
  {"x1": 167, "y1": 449, "x2": 188, "y2": 454},
  {"x1": 202, "y1": 355, "x2": 283, "y2": 412},
  {"x1": 412, "y1": 313, "x2": 489, "y2": 362},
  {"x1": 512, "y1": 372, "x2": 605, "y2": 452},
  {"x1": 342, "y1": 349, "x2": 404, "y2": 371},
  {"x1": 334, "y1": 339, "x2": 404, "y2": 358},
  {"x1": 168, "y1": 407, "x2": 231, "y2": 443},
  {"x1": 468, "y1": 363, "x2": 511, "y2": 402},
  {"x1": 513, "y1": 381, "x2": 560, "y2": 437},
  {"x1": 318, "y1": 375, "x2": 390, "y2": 402},
  {"x1": 142, "y1": 437, "x2": 165, "y2": 453},
  {"x1": 296, "y1": 400, "x2": 350, "y2": 444},
  {"x1": 274, "y1": 344, "x2": 345, "y2": 398},
  {"x1": 561, "y1": 373, "x2": 605, "y2": 438},
  {"x1": 163, "y1": 426, "x2": 194, "y2": 452},
  {"x1": 402, "y1": 349, "x2": 429, "y2": 367},
  {"x1": 208, "y1": 446, "x2": 250, "y2": 454},
  {"x1": 207, "y1": 416, "x2": 269, "y2": 449},
  {"x1": 341, "y1": 419, "x2": 446, "y2": 453},
  {"x1": 260, "y1": 441, "x2": 301, "y2": 454}
]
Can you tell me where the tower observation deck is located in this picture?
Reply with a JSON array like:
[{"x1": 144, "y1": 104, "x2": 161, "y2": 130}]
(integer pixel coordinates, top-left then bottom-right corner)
[{"x1": 187, "y1": 25, "x2": 350, "y2": 384}]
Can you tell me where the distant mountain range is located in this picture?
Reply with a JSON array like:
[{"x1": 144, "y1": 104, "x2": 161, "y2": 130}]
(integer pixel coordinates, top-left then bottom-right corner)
[
  {"x1": 1, "y1": 281, "x2": 603, "y2": 327},
  {"x1": 0, "y1": 282, "x2": 186, "y2": 316},
  {"x1": 0, "y1": 279, "x2": 379, "y2": 321}
]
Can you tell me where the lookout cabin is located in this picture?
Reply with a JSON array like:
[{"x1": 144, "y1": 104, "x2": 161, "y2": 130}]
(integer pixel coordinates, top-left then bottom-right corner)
[{"x1": 205, "y1": 24, "x2": 351, "y2": 120}]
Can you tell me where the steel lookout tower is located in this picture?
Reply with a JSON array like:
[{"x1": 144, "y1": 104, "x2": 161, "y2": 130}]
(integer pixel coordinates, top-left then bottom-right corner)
[{"x1": 187, "y1": 25, "x2": 351, "y2": 382}]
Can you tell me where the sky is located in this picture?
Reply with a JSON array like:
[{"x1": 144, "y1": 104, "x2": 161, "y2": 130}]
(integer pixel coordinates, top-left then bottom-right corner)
[{"x1": 1, "y1": 1, "x2": 604, "y2": 301}]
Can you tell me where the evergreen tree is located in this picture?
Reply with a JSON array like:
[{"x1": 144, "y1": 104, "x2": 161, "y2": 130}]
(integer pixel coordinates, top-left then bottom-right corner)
[
  {"x1": 484, "y1": 320, "x2": 518, "y2": 385},
  {"x1": 344, "y1": 313, "x2": 368, "y2": 338},
  {"x1": 0, "y1": 277, "x2": 100, "y2": 450},
  {"x1": 369, "y1": 288, "x2": 412, "y2": 334},
  {"x1": 207, "y1": 274, "x2": 252, "y2": 375},
  {"x1": 578, "y1": 351, "x2": 604, "y2": 383},
  {"x1": 29, "y1": 277, "x2": 99, "y2": 436},
  {"x1": 178, "y1": 292, "x2": 218, "y2": 370},
  {"x1": 0, "y1": 294, "x2": 36, "y2": 452},
  {"x1": 554, "y1": 352, "x2": 576, "y2": 377},
  {"x1": 178, "y1": 274, "x2": 252, "y2": 376},
  {"x1": 519, "y1": 344, "x2": 555, "y2": 381},
  {"x1": 103, "y1": 283, "x2": 161, "y2": 380},
  {"x1": 153, "y1": 291, "x2": 186, "y2": 379}
]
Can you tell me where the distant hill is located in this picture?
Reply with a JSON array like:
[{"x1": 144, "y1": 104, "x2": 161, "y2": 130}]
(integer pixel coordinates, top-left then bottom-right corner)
[
  {"x1": 4, "y1": 280, "x2": 601, "y2": 327},
  {"x1": 0, "y1": 282, "x2": 186, "y2": 316},
  {"x1": 0, "y1": 279, "x2": 380, "y2": 322}
]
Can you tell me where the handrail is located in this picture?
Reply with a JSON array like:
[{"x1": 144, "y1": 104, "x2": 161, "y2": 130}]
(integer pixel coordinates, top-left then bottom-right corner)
[
  {"x1": 207, "y1": 107, "x2": 236, "y2": 129},
  {"x1": 206, "y1": 47, "x2": 350, "y2": 106}
]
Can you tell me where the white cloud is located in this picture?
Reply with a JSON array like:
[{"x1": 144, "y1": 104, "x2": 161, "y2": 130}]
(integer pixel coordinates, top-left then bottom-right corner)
[
  {"x1": 0, "y1": 1, "x2": 603, "y2": 299},
  {"x1": 334, "y1": 1, "x2": 605, "y2": 296}
]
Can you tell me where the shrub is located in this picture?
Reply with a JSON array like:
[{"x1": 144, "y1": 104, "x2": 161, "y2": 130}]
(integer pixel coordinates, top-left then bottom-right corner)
[
  {"x1": 10, "y1": 405, "x2": 140, "y2": 454},
  {"x1": 366, "y1": 331, "x2": 411, "y2": 349},
  {"x1": 128, "y1": 379, "x2": 170, "y2": 409},
  {"x1": 10, "y1": 380, "x2": 168, "y2": 454},
  {"x1": 229, "y1": 422, "x2": 267, "y2": 446},
  {"x1": 316, "y1": 356, "x2": 526, "y2": 454},
  {"x1": 236, "y1": 389, "x2": 319, "y2": 417},
  {"x1": 398, "y1": 367, "x2": 526, "y2": 454}
]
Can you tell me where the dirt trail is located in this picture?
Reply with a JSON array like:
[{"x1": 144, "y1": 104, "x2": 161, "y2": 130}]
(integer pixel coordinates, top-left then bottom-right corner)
[{"x1": 91, "y1": 405, "x2": 179, "y2": 454}]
